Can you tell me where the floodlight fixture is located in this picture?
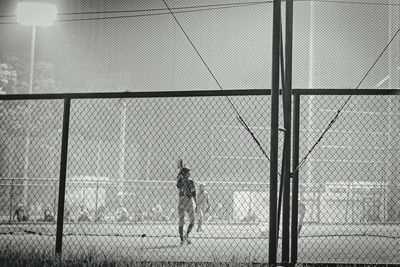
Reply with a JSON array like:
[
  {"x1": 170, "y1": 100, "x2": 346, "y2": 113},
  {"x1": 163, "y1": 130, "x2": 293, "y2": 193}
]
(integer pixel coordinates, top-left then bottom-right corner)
[
  {"x1": 17, "y1": 1, "x2": 58, "y2": 207},
  {"x1": 16, "y1": 2, "x2": 57, "y2": 27}
]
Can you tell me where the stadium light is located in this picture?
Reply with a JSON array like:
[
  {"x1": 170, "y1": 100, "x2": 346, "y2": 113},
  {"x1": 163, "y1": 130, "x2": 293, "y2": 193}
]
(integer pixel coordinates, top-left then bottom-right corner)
[
  {"x1": 16, "y1": 1, "x2": 57, "y2": 206},
  {"x1": 17, "y1": 1, "x2": 57, "y2": 94},
  {"x1": 16, "y1": 2, "x2": 57, "y2": 27}
]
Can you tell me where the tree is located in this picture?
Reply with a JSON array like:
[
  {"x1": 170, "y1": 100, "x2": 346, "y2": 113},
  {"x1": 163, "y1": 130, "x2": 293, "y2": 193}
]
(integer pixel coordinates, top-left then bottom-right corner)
[
  {"x1": 0, "y1": 52, "x2": 66, "y2": 206},
  {"x1": 1, "y1": 51, "x2": 67, "y2": 94}
]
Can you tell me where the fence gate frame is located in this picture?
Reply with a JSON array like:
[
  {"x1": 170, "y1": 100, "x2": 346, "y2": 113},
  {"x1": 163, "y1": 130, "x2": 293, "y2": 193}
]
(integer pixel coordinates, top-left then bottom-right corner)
[
  {"x1": 1, "y1": 89, "x2": 399, "y2": 266},
  {"x1": 290, "y1": 88, "x2": 400, "y2": 266}
]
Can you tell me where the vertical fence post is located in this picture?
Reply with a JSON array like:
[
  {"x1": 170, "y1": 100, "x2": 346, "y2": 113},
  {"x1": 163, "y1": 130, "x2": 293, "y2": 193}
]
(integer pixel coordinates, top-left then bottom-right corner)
[
  {"x1": 291, "y1": 93, "x2": 300, "y2": 264},
  {"x1": 9, "y1": 179, "x2": 14, "y2": 222},
  {"x1": 269, "y1": 0, "x2": 281, "y2": 265},
  {"x1": 54, "y1": 179, "x2": 58, "y2": 218},
  {"x1": 95, "y1": 180, "x2": 99, "y2": 221},
  {"x1": 55, "y1": 97, "x2": 71, "y2": 255}
]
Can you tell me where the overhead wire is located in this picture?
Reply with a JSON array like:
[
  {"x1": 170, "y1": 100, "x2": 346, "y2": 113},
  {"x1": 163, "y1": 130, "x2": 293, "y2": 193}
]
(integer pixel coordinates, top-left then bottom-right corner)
[
  {"x1": 0, "y1": 3, "x2": 259, "y2": 25},
  {"x1": 0, "y1": 2, "x2": 271, "y2": 18},
  {"x1": 61, "y1": 2, "x2": 272, "y2": 15},
  {"x1": 56, "y1": 2, "x2": 267, "y2": 23},
  {"x1": 1, "y1": 0, "x2": 396, "y2": 170},
  {"x1": 57, "y1": 3, "x2": 262, "y2": 23},
  {"x1": 294, "y1": 25, "x2": 400, "y2": 172},
  {"x1": 0, "y1": 0, "x2": 398, "y2": 23},
  {"x1": 0, "y1": 2, "x2": 271, "y2": 23},
  {"x1": 161, "y1": 0, "x2": 272, "y2": 163}
]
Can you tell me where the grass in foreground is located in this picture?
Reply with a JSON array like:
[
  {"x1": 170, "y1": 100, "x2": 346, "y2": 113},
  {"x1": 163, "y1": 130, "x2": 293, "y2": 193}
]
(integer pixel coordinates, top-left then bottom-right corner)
[
  {"x1": 0, "y1": 249, "x2": 387, "y2": 267},
  {"x1": 0, "y1": 249, "x2": 262, "y2": 267}
]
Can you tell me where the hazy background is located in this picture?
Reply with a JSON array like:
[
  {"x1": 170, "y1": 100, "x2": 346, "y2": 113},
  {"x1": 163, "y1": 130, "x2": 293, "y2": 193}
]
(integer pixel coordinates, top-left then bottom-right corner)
[{"x1": 0, "y1": 0, "x2": 397, "y2": 93}]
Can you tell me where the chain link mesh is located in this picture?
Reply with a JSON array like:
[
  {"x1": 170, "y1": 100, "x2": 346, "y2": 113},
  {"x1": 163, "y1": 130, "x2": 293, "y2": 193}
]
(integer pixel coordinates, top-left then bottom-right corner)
[
  {"x1": 0, "y1": 94, "x2": 281, "y2": 263},
  {"x1": 297, "y1": 94, "x2": 400, "y2": 264},
  {"x1": 1, "y1": 92, "x2": 400, "y2": 263},
  {"x1": 1, "y1": 0, "x2": 396, "y2": 94},
  {"x1": 1, "y1": 0, "x2": 400, "y2": 264},
  {"x1": 0, "y1": 92, "x2": 399, "y2": 264},
  {"x1": 0, "y1": 99, "x2": 63, "y2": 253}
]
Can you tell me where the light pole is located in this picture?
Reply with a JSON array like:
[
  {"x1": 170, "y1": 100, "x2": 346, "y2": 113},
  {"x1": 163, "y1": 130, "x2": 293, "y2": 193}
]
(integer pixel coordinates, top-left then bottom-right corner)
[
  {"x1": 17, "y1": 2, "x2": 57, "y2": 93},
  {"x1": 16, "y1": 1, "x2": 57, "y2": 205}
]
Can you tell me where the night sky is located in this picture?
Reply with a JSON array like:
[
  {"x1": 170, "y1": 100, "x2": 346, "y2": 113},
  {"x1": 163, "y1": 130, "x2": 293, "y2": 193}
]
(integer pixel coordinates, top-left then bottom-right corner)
[{"x1": 0, "y1": 0, "x2": 396, "y2": 92}]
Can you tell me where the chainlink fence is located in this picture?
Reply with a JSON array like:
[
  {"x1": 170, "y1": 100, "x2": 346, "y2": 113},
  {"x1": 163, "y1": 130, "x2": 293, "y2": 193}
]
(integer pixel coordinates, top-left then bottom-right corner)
[
  {"x1": 0, "y1": 90, "x2": 399, "y2": 265},
  {"x1": 0, "y1": 98, "x2": 63, "y2": 255},
  {"x1": 0, "y1": 91, "x2": 278, "y2": 263},
  {"x1": 296, "y1": 91, "x2": 400, "y2": 265}
]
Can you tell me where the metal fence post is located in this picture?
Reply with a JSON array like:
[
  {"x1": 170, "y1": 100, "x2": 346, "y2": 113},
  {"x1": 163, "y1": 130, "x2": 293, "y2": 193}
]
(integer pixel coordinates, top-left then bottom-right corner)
[
  {"x1": 269, "y1": 0, "x2": 281, "y2": 265},
  {"x1": 9, "y1": 179, "x2": 14, "y2": 223},
  {"x1": 291, "y1": 93, "x2": 300, "y2": 264},
  {"x1": 95, "y1": 180, "x2": 99, "y2": 221},
  {"x1": 55, "y1": 97, "x2": 71, "y2": 255}
]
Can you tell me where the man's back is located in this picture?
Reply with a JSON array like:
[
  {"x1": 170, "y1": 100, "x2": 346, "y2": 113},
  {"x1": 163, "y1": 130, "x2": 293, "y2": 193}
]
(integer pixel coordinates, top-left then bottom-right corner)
[{"x1": 177, "y1": 178, "x2": 195, "y2": 198}]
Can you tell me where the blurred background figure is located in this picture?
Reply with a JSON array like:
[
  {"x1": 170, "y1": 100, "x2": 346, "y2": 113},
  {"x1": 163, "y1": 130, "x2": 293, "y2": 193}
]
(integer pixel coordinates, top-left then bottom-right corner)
[
  {"x1": 115, "y1": 205, "x2": 128, "y2": 222},
  {"x1": 133, "y1": 208, "x2": 144, "y2": 223},
  {"x1": 298, "y1": 202, "x2": 307, "y2": 236},
  {"x1": 43, "y1": 208, "x2": 54, "y2": 222},
  {"x1": 94, "y1": 205, "x2": 106, "y2": 222},
  {"x1": 77, "y1": 205, "x2": 90, "y2": 222},
  {"x1": 196, "y1": 182, "x2": 210, "y2": 232},
  {"x1": 241, "y1": 207, "x2": 258, "y2": 224},
  {"x1": 13, "y1": 204, "x2": 28, "y2": 222},
  {"x1": 64, "y1": 202, "x2": 71, "y2": 222}
]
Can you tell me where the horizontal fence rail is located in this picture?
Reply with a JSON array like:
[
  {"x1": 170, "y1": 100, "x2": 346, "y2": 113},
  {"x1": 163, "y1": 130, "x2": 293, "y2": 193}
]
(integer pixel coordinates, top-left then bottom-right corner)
[{"x1": 0, "y1": 89, "x2": 399, "y2": 265}]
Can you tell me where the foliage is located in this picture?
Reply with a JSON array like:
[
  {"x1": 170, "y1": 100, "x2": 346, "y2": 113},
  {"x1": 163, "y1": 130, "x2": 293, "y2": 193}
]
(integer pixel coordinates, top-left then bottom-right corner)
[{"x1": 0, "y1": 51, "x2": 67, "y2": 94}]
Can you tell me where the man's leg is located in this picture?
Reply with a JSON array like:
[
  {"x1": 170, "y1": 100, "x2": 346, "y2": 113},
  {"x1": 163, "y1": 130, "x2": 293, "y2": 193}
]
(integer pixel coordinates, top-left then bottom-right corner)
[
  {"x1": 178, "y1": 198, "x2": 186, "y2": 245},
  {"x1": 186, "y1": 220, "x2": 194, "y2": 236},
  {"x1": 185, "y1": 198, "x2": 195, "y2": 244},
  {"x1": 179, "y1": 225, "x2": 184, "y2": 244}
]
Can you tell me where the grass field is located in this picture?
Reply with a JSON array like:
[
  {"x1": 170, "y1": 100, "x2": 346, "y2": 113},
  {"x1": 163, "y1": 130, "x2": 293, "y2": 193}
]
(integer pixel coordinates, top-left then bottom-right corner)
[{"x1": 0, "y1": 222, "x2": 399, "y2": 265}]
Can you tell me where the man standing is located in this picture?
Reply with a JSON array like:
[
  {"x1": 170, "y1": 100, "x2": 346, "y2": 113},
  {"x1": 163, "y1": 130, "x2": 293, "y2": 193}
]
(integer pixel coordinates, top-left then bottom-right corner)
[
  {"x1": 177, "y1": 165, "x2": 197, "y2": 245},
  {"x1": 196, "y1": 183, "x2": 210, "y2": 232}
]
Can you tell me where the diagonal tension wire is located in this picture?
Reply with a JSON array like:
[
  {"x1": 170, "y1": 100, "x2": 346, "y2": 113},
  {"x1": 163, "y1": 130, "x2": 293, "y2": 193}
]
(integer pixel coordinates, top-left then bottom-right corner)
[
  {"x1": 277, "y1": 15, "x2": 287, "y2": 243},
  {"x1": 161, "y1": 0, "x2": 271, "y2": 163},
  {"x1": 295, "y1": 25, "x2": 400, "y2": 172}
]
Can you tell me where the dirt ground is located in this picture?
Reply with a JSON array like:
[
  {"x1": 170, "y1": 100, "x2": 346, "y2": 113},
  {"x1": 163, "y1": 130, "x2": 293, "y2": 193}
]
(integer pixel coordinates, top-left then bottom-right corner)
[{"x1": 0, "y1": 223, "x2": 399, "y2": 264}]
